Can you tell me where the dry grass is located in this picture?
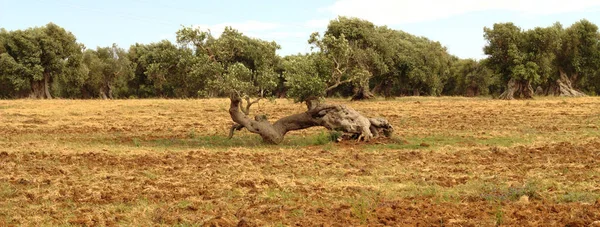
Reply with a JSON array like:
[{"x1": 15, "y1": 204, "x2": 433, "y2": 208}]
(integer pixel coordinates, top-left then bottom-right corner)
[{"x1": 1, "y1": 97, "x2": 600, "y2": 226}]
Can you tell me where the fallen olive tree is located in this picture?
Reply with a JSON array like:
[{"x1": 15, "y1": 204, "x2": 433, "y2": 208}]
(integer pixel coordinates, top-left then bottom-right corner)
[{"x1": 227, "y1": 95, "x2": 393, "y2": 144}]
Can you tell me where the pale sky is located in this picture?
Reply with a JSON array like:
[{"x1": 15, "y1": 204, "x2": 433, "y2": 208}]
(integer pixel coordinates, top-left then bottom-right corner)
[{"x1": 1, "y1": 0, "x2": 600, "y2": 59}]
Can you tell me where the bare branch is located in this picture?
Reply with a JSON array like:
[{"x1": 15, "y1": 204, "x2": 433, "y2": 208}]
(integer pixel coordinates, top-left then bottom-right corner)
[
  {"x1": 241, "y1": 96, "x2": 263, "y2": 116},
  {"x1": 325, "y1": 78, "x2": 354, "y2": 92},
  {"x1": 228, "y1": 123, "x2": 244, "y2": 139}
]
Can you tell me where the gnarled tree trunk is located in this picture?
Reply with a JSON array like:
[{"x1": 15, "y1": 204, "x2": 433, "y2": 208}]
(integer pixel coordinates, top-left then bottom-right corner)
[
  {"x1": 351, "y1": 84, "x2": 375, "y2": 101},
  {"x1": 498, "y1": 78, "x2": 534, "y2": 100},
  {"x1": 228, "y1": 95, "x2": 393, "y2": 144},
  {"x1": 535, "y1": 86, "x2": 544, "y2": 96},
  {"x1": 99, "y1": 84, "x2": 114, "y2": 100},
  {"x1": 30, "y1": 80, "x2": 45, "y2": 99},
  {"x1": 551, "y1": 70, "x2": 586, "y2": 97},
  {"x1": 99, "y1": 89, "x2": 108, "y2": 99},
  {"x1": 44, "y1": 73, "x2": 52, "y2": 99},
  {"x1": 29, "y1": 73, "x2": 53, "y2": 99},
  {"x1": 107, "y1": 84, "x2": 114, "y2": 99}
]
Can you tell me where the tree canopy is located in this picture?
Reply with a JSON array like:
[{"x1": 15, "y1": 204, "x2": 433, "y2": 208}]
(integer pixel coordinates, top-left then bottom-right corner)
[
  {"x1": 1, "y1": 18, "x2": 600, "y2": 100},
  {"x1": 0, "y1": 23, "x2": 83, "y2": 99}
]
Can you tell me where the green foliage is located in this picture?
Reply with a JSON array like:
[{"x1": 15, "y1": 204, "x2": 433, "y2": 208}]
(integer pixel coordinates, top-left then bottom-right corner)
[
  {"x1": 447, "y1": 59, "x2": 494, "y2": 96},
  {"x1": 556, "y1": 19, "x2": 600, "y2": 93},
  {"x1": 127, "y1": 40, "x2": 197, "y2": 98},
  {"x1": 209, "y1": 62, "x2": 254, "y2": 95},
  {"x1": 484, "y1": 23, "x2": 533, "y2": 83},
  {"x1": 282, "y1": 54, "x2": 327, "y2": 102},
  {"x1": 58, "y1": 44, "x2": 134, "y2": 98},
  {"x1": 310, "y1": 17, "x2": 454, "y2": 98},
  {"x1": 177, "y1": 26, "x2": 280, "y2": 98},
  {"x1": 1, "y1": 19, "x2": 599, "y2": 99},
  {"x1": 484, "y1": 20, "x2": 600, "y2": 95},
  {"x1": 0, "y1": 23, "x2": 84, "y2": 98}
]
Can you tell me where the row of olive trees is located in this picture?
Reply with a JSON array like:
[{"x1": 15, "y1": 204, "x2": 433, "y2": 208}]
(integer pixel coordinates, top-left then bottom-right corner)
[
  {"x1": 0, "y1": 23, "x2": 281, "y2": 99},
  {"x1": 484, "y1": 20, "x2": 600, "y2": 99},
  {"x1": 1, "y1": 18, "x2": 599, "y2": 100}
]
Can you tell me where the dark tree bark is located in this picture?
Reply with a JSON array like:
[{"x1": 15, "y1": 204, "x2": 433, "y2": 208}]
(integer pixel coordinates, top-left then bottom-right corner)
[
  {"x1": 228, "y1": 95, "x2": 393, "y2": 144},
  {"x1": 412, "y1": 88, "x2": 420, "y2": 97},
  {"x1": 29, "y1": 73, "x2": 53, "y2": 99},
  {"x1": 99, "y1": 83, "x2": 114, "y2": 100},
  {"x1": 498, "y1": 78, "x2": 534, "y2": 100},
  {"x1": 535, "y1": 86, "x2": 544, "y2": 96},
  {"x1": 465, "y1": 81, "x2": 480, "y2": 97},
  {"x1": 30, "y1": 80, "x2": 45, "y2": 99},
  {"x1": 107, "y1": 84, "x2": 114, "y2": 99},
  {"x1": 351, "y1": 84, "x2": 375, "y2": 101}
]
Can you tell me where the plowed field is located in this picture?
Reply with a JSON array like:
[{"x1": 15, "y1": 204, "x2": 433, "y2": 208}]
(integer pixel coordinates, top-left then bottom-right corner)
[{"x1": 1, "y1": 97, "x2": 600, "y2": 226}]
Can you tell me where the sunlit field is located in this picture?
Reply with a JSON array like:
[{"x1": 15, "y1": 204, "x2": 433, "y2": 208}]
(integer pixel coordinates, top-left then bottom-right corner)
[{"x1": 1, "y1": 97, "x2": 600, "y2": 226}]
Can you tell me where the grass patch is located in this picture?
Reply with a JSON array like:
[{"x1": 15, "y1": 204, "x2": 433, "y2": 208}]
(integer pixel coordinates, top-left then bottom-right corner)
[
  {"x1": 367, "y1": 134, "x2": 533, "y2": 151},
  {"x1": 134, "y1": 133, "x2": 336, "y2": 149},
  {"x1": 290, "y1": 209, "x2": 305, "y2": 218},
  {"x1": 345, "y1": 190, "x2": 380, "y2": 224},
  {"x1": 142, "y1": 171, "x2": 159, "y2": 180},
  {"x1": 176, "y1": 200, "x2": 193, "y2": 210},
  {"x1": 386, "y1": 180, "x2": 549, "y2": 203},
  {"x1": 556, "y1": 191, "x2": 600, "y2": 203},
  {"x1": 0, "y1": 183, "x2": 17, "y2": 199},
  {"x1": 494, "y1": 206, "x2": 504, "y2": 226},
  {"x1": 476, "y1": 136, "x2": 531, "y2": 147},
  {"x1": 479, "y1": 181, "x2": 542, "y2": 202},
  {"x1": 262, "y1": 188, "x2": 300, "y2": 205}
]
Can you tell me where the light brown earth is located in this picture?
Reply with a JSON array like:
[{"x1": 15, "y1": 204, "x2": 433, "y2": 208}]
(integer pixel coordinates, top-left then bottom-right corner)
[{"x1": 1, "y1": 97, "x2": 599, "y2": 226}]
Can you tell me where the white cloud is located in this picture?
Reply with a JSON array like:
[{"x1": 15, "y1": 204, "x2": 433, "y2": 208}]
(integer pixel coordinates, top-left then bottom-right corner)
[{"x1": 323, "y1": 0, "x2": 600, "y2": 24}]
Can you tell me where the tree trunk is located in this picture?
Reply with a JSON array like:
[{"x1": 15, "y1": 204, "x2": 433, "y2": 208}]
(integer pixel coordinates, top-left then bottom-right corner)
[
  {"x1": 535, "y1": 86, "x2": 544, "y2": 96},
  {"x1": 99, "y1": 91, "x2": 108, "y2": 100},
  {"x1": 228, "y1": 95, "x2": 393, "y2": 144},
  {"x1": 371, "y1": 80, "x2": 384, "y2": 96},
  {"x1": 351, "y1": 84, "x2": 375, "y2": 101},
  {"x1": 43, "y1": 73, "x2": 52, "y2": 99},
  {"x1": 498, "y1": 78, "x2": 534, "y2": 100},
  {"x1": 465, "y1": 87, "x2": 475, "y2": 97},
  {"x1": 552, "y1": 70, "x2": 586, "y2": 97},
  {"x1": 107, "y1": 84, "x2": 114, "y2": 99},
  {"x1": 30, "y1": 80, "x2": 45, "y2": 99},
  {"x1": 465, "y1": 81, "x2": 479, "y2": 97},
  {"x1": 412, "y1": 88, "x2": 420, "y2": 96}
]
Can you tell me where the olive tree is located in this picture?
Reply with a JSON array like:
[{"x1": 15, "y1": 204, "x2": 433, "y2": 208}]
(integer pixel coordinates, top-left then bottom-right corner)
[
  {"x1": 554, "y1": 20, "x2": 600, "y2": 96},
  {"x1": 177, "y1": 25, "x2": 393, "y2": 144},
  {"x1": 0, "y1": 23, "x2": 83, "y2": 99},
  {"x1": 80, "y1": 44, "x2": 134, "y2": 99},
  {"x1": 484, "y1": 23, "x2": 538, "y2": 100}
]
